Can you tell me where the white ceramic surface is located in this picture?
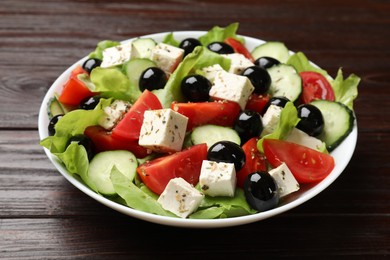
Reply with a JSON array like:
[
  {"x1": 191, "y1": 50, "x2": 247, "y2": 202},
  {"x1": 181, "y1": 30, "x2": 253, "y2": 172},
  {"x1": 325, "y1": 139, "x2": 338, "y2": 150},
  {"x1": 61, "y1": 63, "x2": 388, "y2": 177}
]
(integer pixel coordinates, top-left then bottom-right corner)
[{"x1": 38, "y1": 31, "x2": 357, "y2": 228}]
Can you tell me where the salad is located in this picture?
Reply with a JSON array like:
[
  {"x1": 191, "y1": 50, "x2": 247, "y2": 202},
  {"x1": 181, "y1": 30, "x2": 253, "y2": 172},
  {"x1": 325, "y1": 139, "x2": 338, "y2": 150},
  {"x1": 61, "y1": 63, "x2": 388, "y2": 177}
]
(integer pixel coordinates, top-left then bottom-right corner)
[{"x1": 40, "y1": 23, "x2": 360, "y2": 219}]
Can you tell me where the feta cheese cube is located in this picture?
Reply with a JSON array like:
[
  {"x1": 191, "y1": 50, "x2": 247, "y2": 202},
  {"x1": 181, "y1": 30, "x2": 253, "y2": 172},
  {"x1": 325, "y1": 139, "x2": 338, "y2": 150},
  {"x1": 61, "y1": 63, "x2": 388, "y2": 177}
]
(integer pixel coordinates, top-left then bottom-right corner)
[
  {"x1": 139, "y1": 108, "x2": 188, "y2": 152},
  {"x1": 98, "y1": 100, "x2": 130, "y2": 130},
  {"x1": 151, "y1": 43, "x2": 184, "y2": 74},
  {"x1": 157, "y1": 177, "x2": 204, "y2": 218},
  {"x1": 269, "y1": 163, "x2": 300, "y2": 197},
  {"x1": 199, "y1": 160, "x2": 236, "y2": 197},
  {"x1": 222, "y1": 53, "x2": 254, "y2": 74},
  {"x1": 261, "y1": 104, "x2": 283, "y2": 136},
  {"x1": 101, "y1": 42, "x2": 132, "y2": 68},
  {"x1": 209, "y1": 70, "x2": 255, "y2": 110},
  {"x1": 286, "y1": 127, "x2": 327, "y2": 152},
  {"x1": 200, "y1": 64, "x2": 225, "y2": 83}
]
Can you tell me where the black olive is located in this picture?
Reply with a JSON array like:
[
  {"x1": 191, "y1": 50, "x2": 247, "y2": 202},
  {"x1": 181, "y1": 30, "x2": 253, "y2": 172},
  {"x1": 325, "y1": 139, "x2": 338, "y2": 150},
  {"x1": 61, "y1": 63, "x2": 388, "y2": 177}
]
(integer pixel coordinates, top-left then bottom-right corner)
[
  {"x1": 241, "y1": 66, "x2": 271, "y2": 94},
  {"x1": 181, "y1": 74, "x2": 211, "y2": 102},
  {"x1": 207, "y1": 42, "x2": 234, "y2": 55},
  {"x1": 262, "y1": 96, "x2": 290, "y2": 115},
  {"x1": 139, "y1": 67, "x2": 167, "y2": 92},
  {"x1": 207, "y1": 141, "x2": 245, "y2": 171},
  {"x1": 234, "y1": 110, "x2": 263, "y2": 144},
  {"x1": 296, "y1": 104, "x2": 324, "y2": 137},
  {"x1": 82, "y1": 58, "x2": 102, "y2": 74},
  {"x1": 66, "y1": 134, "x2": 95, "y2": 161},
  {"x1": 79, "y1": 95, "x2": 101, "y2": 110},
  {"x1": 179, "y1": 38, "x2": 202, "y2": 57},
  {"x1": 48, "y1": 114, "x2": 64, "y2": 136},
  {"x1": 254, "y1": 56, "x2": 280, "y2": 69},
  {"x1": 244, "y1": 171, "x2": 279, "y2": 211}
]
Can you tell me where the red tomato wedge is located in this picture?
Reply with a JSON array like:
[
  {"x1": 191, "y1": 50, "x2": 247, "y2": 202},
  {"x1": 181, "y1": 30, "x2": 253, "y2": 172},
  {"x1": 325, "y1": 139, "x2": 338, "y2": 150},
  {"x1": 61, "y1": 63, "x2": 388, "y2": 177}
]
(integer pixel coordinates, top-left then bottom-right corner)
[
  {"x1": 137, "y1": 143, "x2": 208, "y2": 195},
  {"x1": 300, "y1": 71, "x2": 335, "y2": 104},
  {"x1": 59, "y1": 65, "x2": 96, "y2": 106},
  {"x1": 245, "y1": 93, "x2": 270, "y2": 114},
  {"x1": 112, "y1": 90, "x2": 162, "y2": 142},
  {"x1": 263, "y1": 139, "x2": 335, "y2": 183},
  {"x1": 171, "y1": 101, "x2": 241, "y2": 130},
  {"x1": 224, "y1": 37, "x2": 255, "y2": 62},
  {"x1": 70, "y1": 65, "x2": 87, "y2": 77},
  {"x1": 236, "y1": 137, "x2": 267, "y2": 188},
  {"x1": 84, "y1": 126, "x2": 149, "y2": 158}
]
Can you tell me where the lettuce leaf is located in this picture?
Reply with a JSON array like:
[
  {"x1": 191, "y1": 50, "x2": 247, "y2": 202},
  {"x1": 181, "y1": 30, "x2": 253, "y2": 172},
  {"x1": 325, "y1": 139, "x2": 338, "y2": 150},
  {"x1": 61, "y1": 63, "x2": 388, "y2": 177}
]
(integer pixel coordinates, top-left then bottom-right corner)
[
  {"x1": 88, "y1": 40, "x2": 120, "y2": 60},
  {"x1": 40, "y1": 99, "x2": 110, "y2": 153},
  {"x1": 163, "y1": 33, "x2": 180, "y2": 47},
  {"x1": 189, "y1": 188, "x2": 256, "y2": 219},
  {"x1": 111, "y1": 167, "x2": 176, "y2": 217},
  {"x1": 331, "y1": 69, "x2": 360, "y2": 110},
  {"x1": 257, "y1": 102, "x2": 300, "y2": 153},
  {"x1": 163, "y1": 22, "x2": 242, "y2": 49},
  {"x1": 56, "y1": 143, "x2": 98, "y2": 192},
  {"x1": 90, "y1": 67, "x2": 141, "y2": 103},
  {"x1": 156, "y1": 46, "x2": 231, "y2": 107},
  {"x1": 198, "y1": 22, "x2": 243, "y2": 46},
  {"x1": 287, "y1": 52, "x2": 328, "y2": 76}
]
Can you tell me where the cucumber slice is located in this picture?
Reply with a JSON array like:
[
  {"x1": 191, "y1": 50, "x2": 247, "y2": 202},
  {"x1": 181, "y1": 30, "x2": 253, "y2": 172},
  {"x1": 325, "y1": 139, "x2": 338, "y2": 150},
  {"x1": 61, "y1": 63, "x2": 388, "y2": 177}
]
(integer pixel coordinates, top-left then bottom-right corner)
[
  {"x1": 267, "y1": 64, "x2": 302, "y2": 102},
  {"x1": 131, "y1": 38, "x2": 156, "y2": 59},
  {"x1": 311, "y1": 100, "x2": 354, "y2": 151},
  {"x1": 251, "y1": 41, "x2": 290, "y2": 63},
  {"x1": 191, "y1": 124, "x2": 241, "y2": 148},
  {"x1": 48, "y1": 95, "x2": 75, "y2": 118},
  {"x1": 48, "y1": 97, "x2": 65, "y2": 118},
  {"x1": 123, "y1": 58, "x2": 156, "y2": 90},
  {"x1": 87, "y1": 150, "x2": 138, "y2": 196}
]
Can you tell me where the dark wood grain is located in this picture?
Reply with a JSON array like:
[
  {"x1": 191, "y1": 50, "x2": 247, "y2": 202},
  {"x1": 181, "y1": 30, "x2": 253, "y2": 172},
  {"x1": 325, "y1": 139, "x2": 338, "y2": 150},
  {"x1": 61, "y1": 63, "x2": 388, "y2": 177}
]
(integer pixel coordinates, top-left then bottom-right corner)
[
  {"x1": 1, "y1": 215, "x2": 388, "y2": 259},
  {"x1": 0, "y1": 0, "x2": 389, "y2": 258}
]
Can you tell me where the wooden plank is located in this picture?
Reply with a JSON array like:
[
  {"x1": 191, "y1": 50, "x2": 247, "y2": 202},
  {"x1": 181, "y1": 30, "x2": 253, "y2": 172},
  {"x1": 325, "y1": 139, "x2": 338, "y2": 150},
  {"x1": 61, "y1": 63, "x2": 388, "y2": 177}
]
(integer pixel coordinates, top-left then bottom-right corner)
[{"x1": 0, "y1": 215, "x2": 388, "y2": 258}]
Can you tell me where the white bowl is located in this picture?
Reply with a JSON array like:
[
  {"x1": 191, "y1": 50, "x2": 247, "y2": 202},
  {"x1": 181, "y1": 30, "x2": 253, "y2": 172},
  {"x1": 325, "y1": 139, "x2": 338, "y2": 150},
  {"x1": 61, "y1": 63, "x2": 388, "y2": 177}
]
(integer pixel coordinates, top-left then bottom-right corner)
[{"x1": 38, "y1": 31, "x2": 357, "y2": 228}]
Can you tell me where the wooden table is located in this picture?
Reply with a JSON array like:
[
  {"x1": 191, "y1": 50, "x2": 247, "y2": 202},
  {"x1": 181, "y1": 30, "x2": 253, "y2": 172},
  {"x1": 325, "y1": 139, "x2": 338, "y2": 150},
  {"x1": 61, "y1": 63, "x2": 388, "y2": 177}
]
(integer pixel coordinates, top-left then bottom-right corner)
[{"x1": 1, "y1": 0, "x2": 389, "y2": 258}]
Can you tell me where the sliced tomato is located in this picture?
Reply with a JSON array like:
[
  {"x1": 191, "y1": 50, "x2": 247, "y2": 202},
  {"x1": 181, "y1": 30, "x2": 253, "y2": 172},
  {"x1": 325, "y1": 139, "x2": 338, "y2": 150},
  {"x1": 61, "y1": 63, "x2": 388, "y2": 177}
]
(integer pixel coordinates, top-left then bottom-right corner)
[
  {"x1": 171, "y1": 100, "x2": 241, "y2": 130},
  {"x1": 236, "y1": 137, "x2": 267, "y2": 188},
  {"x1": 58, "y1": 65, "x2": 95, "y2": 106},
  {"x1": 112, "y1": 90, "x2": 162, "y2": 142},
  {"x1": 245, "y1": 93, "x2": 270, "y2": 114},
  {"x1": 300, "y1": 71, "x2": 335, "y2": 104},
  {"x1": 263, "y1": 139, "x2": 335, "y2": 183},
  {"x1": 70, "y1": 65, "x2": 87, "y2": 76},
  {"x1": 84, "y1": 126, "x2": 149, "y2": 158},
  {"x1": 137, "y1": 143, "x2": 208, "y2": 195},
  {"x1": 224, "y1": 37, "x2": 254, "y2": 62}
]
